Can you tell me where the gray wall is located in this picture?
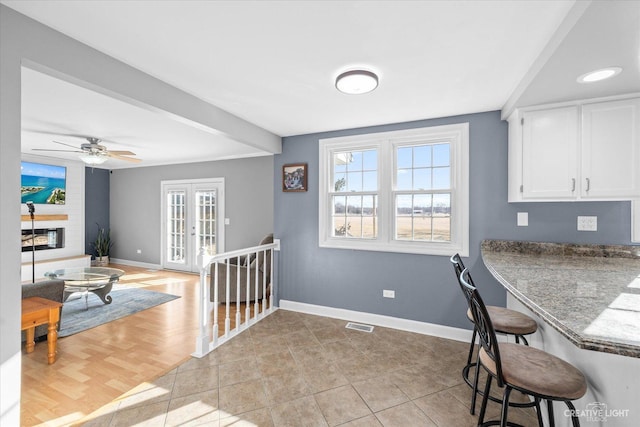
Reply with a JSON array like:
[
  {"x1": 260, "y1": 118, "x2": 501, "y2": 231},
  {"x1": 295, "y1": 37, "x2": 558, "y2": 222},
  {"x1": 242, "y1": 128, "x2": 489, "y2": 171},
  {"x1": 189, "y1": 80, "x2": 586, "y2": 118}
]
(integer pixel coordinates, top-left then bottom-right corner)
[
  {"x1": 274, "y1": 111, "x2": 634, "y2": 330},
  {"x1": 85, "y1": 167, "x2": 110, "y2": 258},
  {"x1": 110, "y1": 156, "x2": 274, "y2": 264}
]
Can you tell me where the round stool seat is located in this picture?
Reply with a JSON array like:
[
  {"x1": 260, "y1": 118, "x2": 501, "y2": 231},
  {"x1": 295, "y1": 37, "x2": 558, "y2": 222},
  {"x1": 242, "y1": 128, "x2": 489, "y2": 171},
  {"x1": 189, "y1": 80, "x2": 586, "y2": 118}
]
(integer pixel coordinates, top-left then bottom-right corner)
[
  {"x1": 467, "y1": 306, "x2": 537, "y2": 336},
  {"x1": 480, "y1": 343, "x2": 587, "y2": 401}
]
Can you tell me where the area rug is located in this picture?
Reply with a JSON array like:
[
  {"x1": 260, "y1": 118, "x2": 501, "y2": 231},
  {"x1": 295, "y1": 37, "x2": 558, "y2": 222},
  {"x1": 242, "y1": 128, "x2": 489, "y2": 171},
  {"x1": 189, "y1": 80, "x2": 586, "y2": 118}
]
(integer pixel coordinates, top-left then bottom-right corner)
[{"x1": 58, "y1": 288, "x2": 180, "y2": 337}]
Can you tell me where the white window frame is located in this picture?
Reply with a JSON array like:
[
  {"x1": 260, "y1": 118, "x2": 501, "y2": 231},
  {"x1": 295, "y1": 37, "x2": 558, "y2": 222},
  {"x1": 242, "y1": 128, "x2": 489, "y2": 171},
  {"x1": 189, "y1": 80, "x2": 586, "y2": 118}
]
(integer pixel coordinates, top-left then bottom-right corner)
[{"x1": 319, "y1": 123, "x2": 469, "y2": 256}]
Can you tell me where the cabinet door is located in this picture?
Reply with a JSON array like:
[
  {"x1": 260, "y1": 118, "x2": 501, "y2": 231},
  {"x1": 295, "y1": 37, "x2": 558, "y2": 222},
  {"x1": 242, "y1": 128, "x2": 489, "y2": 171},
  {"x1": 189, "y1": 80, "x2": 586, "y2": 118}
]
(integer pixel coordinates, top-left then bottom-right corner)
[
  {"x1": 581, "y1": 98, "x2": 640, "y2": 198},
  {"x1": 522, "y1": 107, "x2": 578, "y2": 199}
]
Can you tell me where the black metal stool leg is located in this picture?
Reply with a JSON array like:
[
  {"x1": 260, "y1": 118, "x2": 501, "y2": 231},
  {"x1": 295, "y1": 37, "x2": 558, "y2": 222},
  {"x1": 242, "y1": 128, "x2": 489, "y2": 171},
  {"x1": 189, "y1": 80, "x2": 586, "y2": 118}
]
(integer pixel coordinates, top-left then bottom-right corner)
[
  {"x1": 471, "y1": 353, "x2": 482, "y2": 414},
  {"x1": 478, "y1": 375, "x2": 492, "y2": 425},
  {"x1": 547, "y1": 400, "x2": 556, "y2": 427},
  {"x1": 500, "y1": 387, "x2": 512, "y2": 427},
  {"x1": 565, "y1": 401, "x2": 581, "y2": 427},
  {"x1": 467, "y1": 327, "x2": 477, "y2": 365},
  {"x1": 534, "y1": 397, "x2": 544, "y2": 427}
]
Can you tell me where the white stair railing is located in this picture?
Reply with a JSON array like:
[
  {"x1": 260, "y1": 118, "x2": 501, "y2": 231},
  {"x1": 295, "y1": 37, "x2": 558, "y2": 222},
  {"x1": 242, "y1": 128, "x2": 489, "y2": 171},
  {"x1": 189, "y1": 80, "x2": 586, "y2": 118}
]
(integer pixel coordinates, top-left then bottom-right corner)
[{"x1": 193, "y1": 240, "x2": 279, "y2": 357}]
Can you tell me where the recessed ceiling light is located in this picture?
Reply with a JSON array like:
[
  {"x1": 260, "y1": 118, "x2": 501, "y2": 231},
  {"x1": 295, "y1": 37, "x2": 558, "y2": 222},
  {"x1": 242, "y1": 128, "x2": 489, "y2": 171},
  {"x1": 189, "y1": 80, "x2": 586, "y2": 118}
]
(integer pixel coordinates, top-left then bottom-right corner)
[
  {"x1": 335, "y1": 70, "x2": 379, "y2": 94},
  {"x1": 577, "y1": 67, "x2": 622, "y2": 83}
]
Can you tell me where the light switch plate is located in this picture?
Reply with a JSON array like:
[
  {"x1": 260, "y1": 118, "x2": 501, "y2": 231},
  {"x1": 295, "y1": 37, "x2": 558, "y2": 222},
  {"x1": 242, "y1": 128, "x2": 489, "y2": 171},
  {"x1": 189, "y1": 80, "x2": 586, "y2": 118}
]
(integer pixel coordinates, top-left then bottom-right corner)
[{"x1": 577, "y1": 216, "x2": 597, "y2": 231}]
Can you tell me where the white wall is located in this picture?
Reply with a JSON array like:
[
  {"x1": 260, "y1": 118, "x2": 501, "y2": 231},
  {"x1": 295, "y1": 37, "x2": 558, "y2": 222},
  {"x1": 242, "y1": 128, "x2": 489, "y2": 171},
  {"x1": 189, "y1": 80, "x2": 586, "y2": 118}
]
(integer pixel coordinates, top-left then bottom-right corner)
[{"x1": 20, "y1": 154, "x2": 86, "y2": 280}]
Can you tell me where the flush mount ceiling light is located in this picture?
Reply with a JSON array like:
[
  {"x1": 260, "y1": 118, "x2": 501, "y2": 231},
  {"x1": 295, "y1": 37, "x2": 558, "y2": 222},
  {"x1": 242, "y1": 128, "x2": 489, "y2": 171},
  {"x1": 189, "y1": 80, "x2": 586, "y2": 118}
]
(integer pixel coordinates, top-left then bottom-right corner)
[
  {"x1": 577, "y1": 67, "x2": 622, "y2": 83},
  {"x1": 335, "y1": 69, "x2": 379, "y2": 94}
]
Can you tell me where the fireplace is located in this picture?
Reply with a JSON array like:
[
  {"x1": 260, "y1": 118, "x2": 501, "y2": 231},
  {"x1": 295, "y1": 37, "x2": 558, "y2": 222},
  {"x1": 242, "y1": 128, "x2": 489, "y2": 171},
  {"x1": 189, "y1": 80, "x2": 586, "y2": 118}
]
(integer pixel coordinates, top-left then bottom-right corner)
[{"x1": 21, "y1": 227, "x2": 65, "y2": 252}]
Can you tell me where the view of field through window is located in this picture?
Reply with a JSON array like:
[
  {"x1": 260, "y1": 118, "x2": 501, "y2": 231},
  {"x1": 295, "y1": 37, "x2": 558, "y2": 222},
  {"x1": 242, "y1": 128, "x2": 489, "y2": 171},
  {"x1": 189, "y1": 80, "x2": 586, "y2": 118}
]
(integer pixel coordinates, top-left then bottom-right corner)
[{"x1": 331, "y1": 143, "x2": 451, "y2": 241}]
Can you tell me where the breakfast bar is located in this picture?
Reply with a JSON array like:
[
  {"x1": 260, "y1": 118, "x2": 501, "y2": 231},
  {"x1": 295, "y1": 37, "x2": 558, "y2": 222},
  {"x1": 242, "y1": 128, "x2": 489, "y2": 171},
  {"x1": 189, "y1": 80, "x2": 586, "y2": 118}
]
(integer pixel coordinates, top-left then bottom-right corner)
[{"x1": 481, "y1": 240, "x2": 640, "y2": 426}]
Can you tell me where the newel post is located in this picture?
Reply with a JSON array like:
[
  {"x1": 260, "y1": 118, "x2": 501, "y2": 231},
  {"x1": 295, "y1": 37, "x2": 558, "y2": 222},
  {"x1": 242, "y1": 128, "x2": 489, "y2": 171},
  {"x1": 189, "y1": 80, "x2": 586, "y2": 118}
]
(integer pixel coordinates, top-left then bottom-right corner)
[{"x1": 193, "y1": 247, "x2": 212, "y2": 357}]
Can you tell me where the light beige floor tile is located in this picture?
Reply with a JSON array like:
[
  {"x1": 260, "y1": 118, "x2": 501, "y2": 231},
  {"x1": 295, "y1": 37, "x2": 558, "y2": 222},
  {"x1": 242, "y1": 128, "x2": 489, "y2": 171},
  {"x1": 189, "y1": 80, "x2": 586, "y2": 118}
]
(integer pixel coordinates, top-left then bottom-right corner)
[
  {"x1": 374, "y1": 401, "x2": 436, "y2": 427},
  {"x1": 218, "y1": 378, "x2": 268, "y2": 416},
  {"x1": 256, "y1": 350, "x2": 298, "y2": 377},
  {"x1": 352, "y1": 376, "x2": 409, "y2": 412},
  {"x1": 338, "y1": 414, "x2": 383, "y2": 427},
  {"x1": 115, "y1": 375, "x2": 175, "y2": 411},
  {"x1": 283, "y1": 329, "x2": 321, "y2": 348},
  {"x1": 171, "y1": 366, "x2": 219, "y2": 399},
  {"x1": 312, "y1": 326, "x2": 350, "y2": 344},
  {"x1": 165, "y1": 389, "x2": 220, "y2": 427},
  {"x1": 108, "y1": 400, "x2": 169, "y2": 427},
  {"x1": 314, "y1": 385, "x2": 372, "y2": 426},
  {"x1": 387, "y1": 365, "x2": 451, "y2": 400},
  {"x1": 270, "y1": 395, "x2": 328, "y2": 427},
  {"x1": 220, "y1": 407, "x2": 273, "y2": 426},
  {"x1": 414, "y1": 390, "x2": 480, "y2": 427},
  {"x1": 301, "y1": 363, "x2": 349, "y2": 393},
  {"x1": 262, "y1": 371, "x2": 312, "y2": 406},
  {"x1": 289, "y1": 343, "x2": 334, "y2": 367},
  {"x1": 219, "y1": 357, "x2": 261, "y2": 387}
]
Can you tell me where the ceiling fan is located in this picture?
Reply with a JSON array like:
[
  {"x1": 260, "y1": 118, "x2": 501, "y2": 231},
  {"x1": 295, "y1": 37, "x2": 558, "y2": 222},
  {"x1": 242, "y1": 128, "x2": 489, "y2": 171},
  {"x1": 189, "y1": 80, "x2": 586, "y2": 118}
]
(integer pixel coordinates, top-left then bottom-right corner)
[{"x1": 33, "y1": 136, "x2": 141, "y2": 165}]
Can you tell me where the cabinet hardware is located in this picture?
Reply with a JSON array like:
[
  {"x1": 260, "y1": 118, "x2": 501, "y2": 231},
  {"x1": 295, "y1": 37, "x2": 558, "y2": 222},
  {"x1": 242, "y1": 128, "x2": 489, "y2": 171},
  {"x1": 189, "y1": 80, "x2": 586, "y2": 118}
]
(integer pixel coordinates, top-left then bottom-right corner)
[
  {"x1": 586, "y1": 178, "x2": 590, "y2": 192},
  {"x1": 572, "y1": 178, "x2": 576, "y2": 192},
  {"x1": 520, "y1": 185, "x2": 523, "y2": 193}
]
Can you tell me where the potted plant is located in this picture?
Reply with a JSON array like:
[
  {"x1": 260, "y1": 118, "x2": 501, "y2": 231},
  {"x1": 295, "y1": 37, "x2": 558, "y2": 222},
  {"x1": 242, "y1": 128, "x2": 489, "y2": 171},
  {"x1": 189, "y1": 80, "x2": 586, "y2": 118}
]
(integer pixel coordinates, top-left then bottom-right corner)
[{"x1": 92, "y1": 224, "x2": 113, "y2": 266}]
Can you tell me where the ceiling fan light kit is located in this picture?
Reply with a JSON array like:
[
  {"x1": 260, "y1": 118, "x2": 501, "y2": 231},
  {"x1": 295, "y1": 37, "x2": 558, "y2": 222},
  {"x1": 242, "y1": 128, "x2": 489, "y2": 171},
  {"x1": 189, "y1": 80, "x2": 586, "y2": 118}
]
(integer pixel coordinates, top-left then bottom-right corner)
[{"x1": 79, "y1": 153, "x2": 108, "y2": 165}]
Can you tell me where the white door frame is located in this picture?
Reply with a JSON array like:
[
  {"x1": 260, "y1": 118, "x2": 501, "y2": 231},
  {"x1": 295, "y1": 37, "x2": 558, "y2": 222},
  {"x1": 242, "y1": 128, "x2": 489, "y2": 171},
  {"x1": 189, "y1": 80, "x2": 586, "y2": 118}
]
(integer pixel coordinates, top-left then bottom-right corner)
[{"x1": 161, "y1": 178, "x2": 225, "y2": 272}]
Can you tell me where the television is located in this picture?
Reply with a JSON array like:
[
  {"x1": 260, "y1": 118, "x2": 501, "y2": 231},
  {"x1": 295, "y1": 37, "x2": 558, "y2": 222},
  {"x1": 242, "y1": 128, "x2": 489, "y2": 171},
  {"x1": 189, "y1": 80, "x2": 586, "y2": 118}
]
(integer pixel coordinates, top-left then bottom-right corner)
[{"x1": 21, "y1": 161, "x2": 67, "y2": 205}]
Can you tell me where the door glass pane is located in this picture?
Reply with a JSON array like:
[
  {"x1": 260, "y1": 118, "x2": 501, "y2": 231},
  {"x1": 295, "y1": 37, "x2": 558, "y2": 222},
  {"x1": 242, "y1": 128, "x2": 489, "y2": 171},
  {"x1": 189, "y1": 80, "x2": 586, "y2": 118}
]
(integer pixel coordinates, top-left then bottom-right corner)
[
  {"x1": 196, "y1": 190, "x2": 217, "y2": 255},
  {"x1": 167, "y1": 190, "x2": 186, "y2": 263}
]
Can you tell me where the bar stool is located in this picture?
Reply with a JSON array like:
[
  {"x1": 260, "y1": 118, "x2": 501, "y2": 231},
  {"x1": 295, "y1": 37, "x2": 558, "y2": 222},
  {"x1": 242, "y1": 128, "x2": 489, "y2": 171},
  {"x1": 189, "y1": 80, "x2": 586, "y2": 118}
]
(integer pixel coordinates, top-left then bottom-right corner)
[
  {"x1": 450, "y1": 254, "x2": 538, "y2": 414},
  {"x1": 458, "y1": 268, "x2": 587, "y2": 427}
]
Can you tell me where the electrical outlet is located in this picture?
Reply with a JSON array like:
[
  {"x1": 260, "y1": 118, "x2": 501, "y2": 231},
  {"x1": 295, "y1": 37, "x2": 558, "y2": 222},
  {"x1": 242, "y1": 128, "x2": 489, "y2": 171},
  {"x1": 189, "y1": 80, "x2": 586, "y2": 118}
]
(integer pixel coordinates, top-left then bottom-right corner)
[
  {"x1": 577, "y1": 216, "x2": 597, "y2": 231},
  {"x1": 383, "y1": 290, "x2": 395, "y2": 298},
  {"x1": 136, "y1": 249, "x2": 142, "y2": 254}
]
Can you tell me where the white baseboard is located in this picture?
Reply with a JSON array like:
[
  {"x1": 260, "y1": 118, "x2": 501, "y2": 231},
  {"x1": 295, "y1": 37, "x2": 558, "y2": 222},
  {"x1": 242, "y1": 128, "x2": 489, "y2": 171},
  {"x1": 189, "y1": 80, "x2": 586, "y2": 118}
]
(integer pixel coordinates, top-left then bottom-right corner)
[
  {"x1": 279, "y1": 299, "x2": 473, "y2": 343},
  {"x1": 109, "y1": 258, "x2": 162, "y2": 270}
]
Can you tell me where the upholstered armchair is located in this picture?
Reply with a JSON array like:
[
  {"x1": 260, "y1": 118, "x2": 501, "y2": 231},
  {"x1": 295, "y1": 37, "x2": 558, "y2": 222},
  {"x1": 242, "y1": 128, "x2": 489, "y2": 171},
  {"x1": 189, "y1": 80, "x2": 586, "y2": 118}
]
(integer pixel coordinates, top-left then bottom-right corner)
[{"x1": 210, "y1": 234, "x2": 273, "y2": 304}]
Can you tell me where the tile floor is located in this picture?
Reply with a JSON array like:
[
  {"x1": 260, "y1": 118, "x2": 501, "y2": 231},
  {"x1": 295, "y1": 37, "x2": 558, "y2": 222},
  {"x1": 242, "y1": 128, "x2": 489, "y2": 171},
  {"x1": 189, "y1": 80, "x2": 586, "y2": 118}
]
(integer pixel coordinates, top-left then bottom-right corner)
[{"x1": 81, "y1": 309, "x2": 540, "y2": 426}]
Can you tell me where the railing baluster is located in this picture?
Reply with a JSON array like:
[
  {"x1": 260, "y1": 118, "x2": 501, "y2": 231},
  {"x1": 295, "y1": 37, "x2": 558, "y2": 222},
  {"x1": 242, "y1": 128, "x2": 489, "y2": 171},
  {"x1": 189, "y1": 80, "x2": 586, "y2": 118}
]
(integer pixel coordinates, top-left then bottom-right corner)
[
  {"x1": 212, "y1": 262, "x2": 219, "y2": 346},
  {"x1": 269, "y1": 247, "x2": 274, "y2": 311},
  {"x1": 225, "y1": 261, "x2": 231, "y2": 336},
  {"x1": 245, "y1": 252, "x2": 251, "y2": 327},
  {"x1": 194, "y1": 240, "x2": 279, "y2": 357},
  {"x1": 235, "y1": 257, "x2": 241, "y2": 331}
]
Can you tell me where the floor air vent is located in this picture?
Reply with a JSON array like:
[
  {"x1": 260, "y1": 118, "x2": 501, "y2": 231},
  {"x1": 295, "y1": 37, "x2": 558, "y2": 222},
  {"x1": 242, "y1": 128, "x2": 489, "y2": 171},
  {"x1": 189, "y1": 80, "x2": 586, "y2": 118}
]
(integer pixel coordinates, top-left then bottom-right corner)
[{"x1": 345, "y1": 322, "x2": 374, "y2": 333}]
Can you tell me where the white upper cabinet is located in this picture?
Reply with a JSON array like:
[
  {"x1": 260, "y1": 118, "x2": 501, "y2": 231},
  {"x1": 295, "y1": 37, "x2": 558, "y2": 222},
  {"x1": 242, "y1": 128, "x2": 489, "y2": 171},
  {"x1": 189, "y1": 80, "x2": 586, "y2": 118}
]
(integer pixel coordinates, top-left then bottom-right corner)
[
  {"x1": 508, "y1": 96, "x2": 640, "y2": 202},
  {"x1": 522, "y1": 106, "x2": 578, "y2": 199},
  {"x1": 581, "y1": 98, "x2": 640, "y2": 198}
]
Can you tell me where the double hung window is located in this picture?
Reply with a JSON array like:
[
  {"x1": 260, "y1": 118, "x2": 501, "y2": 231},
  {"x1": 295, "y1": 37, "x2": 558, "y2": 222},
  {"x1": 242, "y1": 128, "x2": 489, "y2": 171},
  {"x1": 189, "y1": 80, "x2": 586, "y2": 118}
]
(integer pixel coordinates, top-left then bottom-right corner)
[{"x1": 319, "y1": 123, "x2": 469, "y2": 256}]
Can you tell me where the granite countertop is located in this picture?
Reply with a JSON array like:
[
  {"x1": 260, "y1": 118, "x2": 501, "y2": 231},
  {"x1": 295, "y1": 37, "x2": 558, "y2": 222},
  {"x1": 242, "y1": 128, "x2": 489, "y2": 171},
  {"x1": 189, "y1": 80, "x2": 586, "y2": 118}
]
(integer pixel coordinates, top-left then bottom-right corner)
[{"x1": 481, "y1": 240, "x2": 640, "y2": 358}]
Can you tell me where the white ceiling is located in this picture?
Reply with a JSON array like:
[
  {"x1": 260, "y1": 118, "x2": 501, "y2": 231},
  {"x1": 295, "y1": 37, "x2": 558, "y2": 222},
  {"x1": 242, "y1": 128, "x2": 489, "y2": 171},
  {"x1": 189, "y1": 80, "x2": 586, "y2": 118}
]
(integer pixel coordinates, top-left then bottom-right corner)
[{"x1": 3, "y1": 0, "x2": 639, "y2": 169}]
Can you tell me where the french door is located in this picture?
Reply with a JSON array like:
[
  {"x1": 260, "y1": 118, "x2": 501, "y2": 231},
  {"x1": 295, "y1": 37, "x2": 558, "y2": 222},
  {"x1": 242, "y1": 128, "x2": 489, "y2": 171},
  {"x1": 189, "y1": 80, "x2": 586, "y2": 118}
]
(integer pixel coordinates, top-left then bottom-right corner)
[{"x1": 161, "y1": 178, "x2": 225, "y2": 272}]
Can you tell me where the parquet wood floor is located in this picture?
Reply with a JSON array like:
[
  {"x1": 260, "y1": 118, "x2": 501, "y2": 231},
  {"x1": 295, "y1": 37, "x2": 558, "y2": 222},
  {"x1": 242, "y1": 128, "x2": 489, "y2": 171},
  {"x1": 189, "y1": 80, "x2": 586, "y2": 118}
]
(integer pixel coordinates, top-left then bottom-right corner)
[{"x1": 20, "y1": 264, "x2": 247, "y2": 427}]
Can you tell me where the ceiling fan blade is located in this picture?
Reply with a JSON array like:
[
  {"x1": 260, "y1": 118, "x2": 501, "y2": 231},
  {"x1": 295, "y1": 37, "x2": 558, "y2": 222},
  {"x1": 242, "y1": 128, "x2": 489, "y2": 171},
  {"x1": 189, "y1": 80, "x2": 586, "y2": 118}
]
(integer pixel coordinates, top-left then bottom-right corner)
[
  {"x1": 107, "y1": 150, "x2": 136, "y2": 156},
  {"x1": 107, "y1": 152, "x2": 142, "y2": 163},
  {"x1": 53, "y1": 140, "x2": 82, "y2": 150},
  {"x1": 32, "y1": 148, "x2": 83, "y2": 153}
]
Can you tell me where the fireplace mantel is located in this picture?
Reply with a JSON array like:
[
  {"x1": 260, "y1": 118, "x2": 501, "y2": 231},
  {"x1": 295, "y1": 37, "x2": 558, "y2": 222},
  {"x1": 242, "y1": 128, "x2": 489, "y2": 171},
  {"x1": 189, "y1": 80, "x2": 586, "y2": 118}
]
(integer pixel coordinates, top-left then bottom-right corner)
[{"x1": 21, "y1": 214, "x2": 68, "y2": 221}]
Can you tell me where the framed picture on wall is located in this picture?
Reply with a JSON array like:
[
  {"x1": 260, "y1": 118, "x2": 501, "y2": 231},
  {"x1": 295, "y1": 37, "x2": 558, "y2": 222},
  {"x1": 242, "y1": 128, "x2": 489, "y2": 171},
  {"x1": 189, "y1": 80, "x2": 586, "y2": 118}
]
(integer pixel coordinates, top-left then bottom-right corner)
[{"x1": 282, "y1": 163, "x2": 308, "y2": 192}]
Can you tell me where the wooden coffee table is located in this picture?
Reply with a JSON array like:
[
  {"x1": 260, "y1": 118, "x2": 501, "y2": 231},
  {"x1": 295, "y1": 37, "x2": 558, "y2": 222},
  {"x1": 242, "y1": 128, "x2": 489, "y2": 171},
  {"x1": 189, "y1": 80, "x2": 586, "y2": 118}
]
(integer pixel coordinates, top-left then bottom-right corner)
[{"x1": 21, "y1": 297, "x2": 63, "y2": 364}]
